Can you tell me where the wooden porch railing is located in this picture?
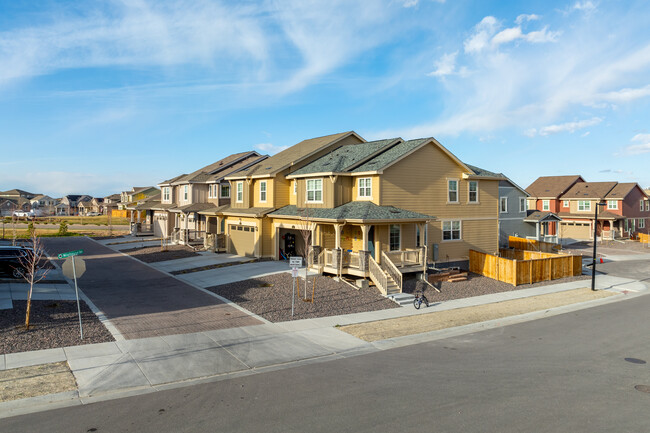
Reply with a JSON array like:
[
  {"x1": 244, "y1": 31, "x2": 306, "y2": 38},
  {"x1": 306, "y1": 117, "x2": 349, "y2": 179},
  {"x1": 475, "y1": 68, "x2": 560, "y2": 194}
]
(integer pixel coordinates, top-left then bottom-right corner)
[
  {"x1": 369, "y1": 254, "x2": 387, "y2": 295},
  {"x1": 381, "y1": 251, "x2": 403, "y2": 293},
  {"x1": 383, "y1": 248, "x2": 424, "y2": 267}
]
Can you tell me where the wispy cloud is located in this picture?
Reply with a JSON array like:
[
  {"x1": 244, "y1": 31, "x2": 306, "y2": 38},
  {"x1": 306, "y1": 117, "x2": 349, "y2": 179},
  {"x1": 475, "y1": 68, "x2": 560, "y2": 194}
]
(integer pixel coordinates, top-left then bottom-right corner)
[
  {"x1": 428, "y1": 51, "x2": 458, "y2": 77},
  {"x1": 254, "y1": 142, "x2": 289, "y2": 154},
  {"x1": 625, "y1": 133, "x2": 650, "y2": 155},
  {"x1": 527, "y1": 117, "x2": 602, "y2": 137}
]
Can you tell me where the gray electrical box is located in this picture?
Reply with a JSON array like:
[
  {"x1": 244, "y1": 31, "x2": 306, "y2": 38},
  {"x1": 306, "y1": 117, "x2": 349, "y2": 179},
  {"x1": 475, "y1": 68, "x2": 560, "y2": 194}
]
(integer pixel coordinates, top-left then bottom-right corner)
[{"x1": 432, "y1": 243, "x2": 439, "y2": 261}]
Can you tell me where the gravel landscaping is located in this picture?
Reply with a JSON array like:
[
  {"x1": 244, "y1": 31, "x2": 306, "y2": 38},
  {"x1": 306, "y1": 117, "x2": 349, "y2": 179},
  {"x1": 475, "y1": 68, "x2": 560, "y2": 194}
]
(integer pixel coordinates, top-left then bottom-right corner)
[
  {"x1": 563, "y1": 239, "x2": 650, "y2": 256},
  {"x1": 0, "y1": 300, "x2": 115, "y2": 355},
  {"x1": 402, "y1": 273, "x2": 591, "y2": 303},
  {"x1": 206, "y1": 273, "x2": 399, "y2": 322},
  {"x1": 122, "y1": 244, "x2": 200, "y2": 263},
  {"x1": 170, "y1": 257, "x2": 272, "y2": 275}
]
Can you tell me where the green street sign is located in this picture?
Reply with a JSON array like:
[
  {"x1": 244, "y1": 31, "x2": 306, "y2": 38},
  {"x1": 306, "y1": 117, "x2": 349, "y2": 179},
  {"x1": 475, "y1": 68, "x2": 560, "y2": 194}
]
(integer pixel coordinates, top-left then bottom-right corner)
[{"x1": 58, "y1": 250, "x2": 84, "y2": 259}]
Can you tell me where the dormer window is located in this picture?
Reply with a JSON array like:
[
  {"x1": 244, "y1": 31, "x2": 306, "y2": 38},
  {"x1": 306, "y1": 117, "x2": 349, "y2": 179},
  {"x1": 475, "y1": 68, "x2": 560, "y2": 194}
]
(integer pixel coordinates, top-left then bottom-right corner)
[
  {"x1": 259, "y1": 181, "x2": 267, "y2": 203},
  {"x1": 183, "y1": 185, "x2": 188, "y2": 201},
  {"x1": 220, "y1": 184, "x2": 230, "y2": 198},
  {"x1": 358, "y1": 178, "x2": 372, "y2": 198},
  {"x1": 236, "y1": 182, "x2": 243, "y2": 203},
  {"x1": 306, "y1": 179, "x2": 323, "y2": 203}
]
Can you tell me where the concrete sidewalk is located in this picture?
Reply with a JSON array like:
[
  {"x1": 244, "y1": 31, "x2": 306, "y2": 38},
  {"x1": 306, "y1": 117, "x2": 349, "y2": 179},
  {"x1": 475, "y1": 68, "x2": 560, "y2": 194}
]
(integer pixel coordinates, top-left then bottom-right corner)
[
  {"x1": 149, "y1": 253, "x2": 249, "y2": 273},
  {"x1": 1, "y1": 271, "x2": 647, "y2": 418}
]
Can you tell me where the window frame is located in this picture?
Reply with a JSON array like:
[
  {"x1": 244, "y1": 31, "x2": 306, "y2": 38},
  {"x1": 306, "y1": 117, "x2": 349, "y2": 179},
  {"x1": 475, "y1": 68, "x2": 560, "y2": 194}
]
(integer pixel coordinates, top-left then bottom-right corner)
[
  {"x1": 220, "y1": 183, "x2": 230, "y2": 199},
  {"x1": 563, "y1": 200, "x2": 569, "y2": 208},
  {"x1": 500, "y1": 197, "x2": 508, "y2": 213},
  {"x1": 163, "y1": 187, "x2": 170, "y2": 202},
  {"x1": 520, "y1": 197, "x2": 526, "y2": 213},
  {"x1": 236, "y1": 181, "x2": 243, "y2": 203},
  {"x1": 358, "y1": 177, "x2": 372, "y2": 199},
  {"x1": 259, "y1": 180, "x2": 267, "y2": 203},
  {"x1": 442, "y1": 220, "x2": 462, "y2": 241},
  {"x1": 389, "y1": 224, "x2": 401, "y2": 251},
  {"x1": 542, "y1": 200, "x2": 550, "y2": 211},
  {"x1": 468, "y1": 181, "x2": 478, "y2": 203},
  {"x1": 306, "y1": 178, "x2": 323, "y2": 203},
  {"x1": 183, "y1": 185, "x2": 189, "y2": 201},
  {"x1": 447, "y1": 179, "x2": 459, "y2": 203},
  {"x1": 607, "y1": 200, "x2": 618, "y2": 210},
  {"x1": 639, "y1": 218, "x2": 646, "y2": 229},
  {"x1": 578, "y1": 200, "x2": 591, "y2": 212},
  {"x1": 641, "y1": 200, "x2": 645, "y2": 211}
]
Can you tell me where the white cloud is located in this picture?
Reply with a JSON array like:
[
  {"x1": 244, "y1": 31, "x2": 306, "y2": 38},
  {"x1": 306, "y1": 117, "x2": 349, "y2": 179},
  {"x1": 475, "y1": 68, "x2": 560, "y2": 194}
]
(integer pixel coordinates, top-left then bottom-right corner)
[
  {"x1": 535, "y1": 117, "x2": 602, "y2": 136},
  {"x1": 573, "y1": 1, "x2": 597, "y2": 12},
  {"x1": 516, "y1": 14, "x2": 540, "y2": 25},
  {"x1": 464, "y1": 16, "x2": 499, "y2": 53},
  {"x1": 492, "y1": 27, "x2": 523, "y2": 45},
  {"x1": 254, "y1": 142, "x2": 289, "y2": 154},
  {"x1": 595, "y1": 85, "x2": 650, "y2": 104},
  {"x1": 625, "y1": 133, "x2": 650, "y2": 155},
  {"x1": 428, "y1": 51, "x2": 458, "y2": 77}
]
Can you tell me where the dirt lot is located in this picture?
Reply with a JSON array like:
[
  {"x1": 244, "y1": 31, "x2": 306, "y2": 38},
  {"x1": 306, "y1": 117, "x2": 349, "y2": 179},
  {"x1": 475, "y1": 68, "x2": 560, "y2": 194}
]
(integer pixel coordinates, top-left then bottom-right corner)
[
  {"x1": 341, "y1": 287, "x2": 617, "y2": 342},
  {"x1": 0, "y1": 300, "x2": 115, "y2": 355},
  {"x1": 206, "y1": 273, "x2": 399, "y2": 322},
  {"x1": 0, "y1": 362, "x2": 77, "y2": 403},
  {"x1": 121, "y1": 244, "x2": 200, "y2": 263},
  {"x1": 563, "y1": 239, "x2": 650, "y2": 256}
]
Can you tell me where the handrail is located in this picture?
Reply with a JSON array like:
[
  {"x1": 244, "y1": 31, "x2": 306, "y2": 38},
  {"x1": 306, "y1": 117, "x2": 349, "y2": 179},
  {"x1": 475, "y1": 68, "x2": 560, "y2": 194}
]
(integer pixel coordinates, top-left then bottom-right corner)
[
  {"x1": 368, "y1": 254, "x2": 387, "y2": 295},
  {"x1": 381, "y1": 251, "x2": 403, "y2": 293}
]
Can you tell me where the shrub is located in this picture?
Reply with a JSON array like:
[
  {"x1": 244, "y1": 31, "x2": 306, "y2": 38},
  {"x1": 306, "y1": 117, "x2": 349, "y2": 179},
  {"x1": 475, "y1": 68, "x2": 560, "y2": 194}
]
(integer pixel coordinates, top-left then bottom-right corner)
[{"x1": 58, "y1": 221, "x2": 68, "y2": 236}]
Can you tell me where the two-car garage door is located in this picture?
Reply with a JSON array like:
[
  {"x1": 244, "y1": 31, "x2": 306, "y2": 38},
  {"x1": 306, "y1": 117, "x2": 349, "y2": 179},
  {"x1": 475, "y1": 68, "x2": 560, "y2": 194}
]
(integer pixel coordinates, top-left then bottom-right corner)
[{"x1": 229, "y1": 224, "x2": 255, "y2": 256}]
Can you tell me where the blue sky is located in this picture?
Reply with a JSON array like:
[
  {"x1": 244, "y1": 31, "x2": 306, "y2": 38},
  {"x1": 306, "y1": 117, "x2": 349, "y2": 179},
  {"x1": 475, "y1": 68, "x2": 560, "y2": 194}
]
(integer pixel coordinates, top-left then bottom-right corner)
[{"x1": 1, "y1": 0, "x2": 649, "y2": 197}]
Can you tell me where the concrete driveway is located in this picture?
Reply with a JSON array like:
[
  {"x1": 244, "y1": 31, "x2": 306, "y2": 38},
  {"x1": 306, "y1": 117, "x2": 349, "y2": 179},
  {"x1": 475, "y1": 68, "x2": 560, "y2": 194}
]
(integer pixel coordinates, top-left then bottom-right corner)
[{"x1": 176, "y1": 261, "x2": 292, "y2": 288}]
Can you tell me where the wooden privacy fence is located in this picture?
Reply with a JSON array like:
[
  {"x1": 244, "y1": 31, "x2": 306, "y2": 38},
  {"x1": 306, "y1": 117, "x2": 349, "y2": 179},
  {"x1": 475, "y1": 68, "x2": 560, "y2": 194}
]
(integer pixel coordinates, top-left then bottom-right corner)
[
  {"x1": 509, "y1": 236, "x2": 561, "y2": 253},
  {"x1": 637, "y1": 233, "x2": 649, "y2": 244},
  {"x1": 469, "y1": 249, "x2": 582, "y2": 286}
]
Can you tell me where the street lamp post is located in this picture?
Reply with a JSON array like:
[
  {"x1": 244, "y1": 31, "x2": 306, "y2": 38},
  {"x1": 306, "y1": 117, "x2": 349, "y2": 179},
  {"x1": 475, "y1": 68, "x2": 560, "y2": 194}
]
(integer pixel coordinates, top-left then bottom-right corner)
[{"x1": 591, "y1": 201, "x2": 607, "y2": 291}]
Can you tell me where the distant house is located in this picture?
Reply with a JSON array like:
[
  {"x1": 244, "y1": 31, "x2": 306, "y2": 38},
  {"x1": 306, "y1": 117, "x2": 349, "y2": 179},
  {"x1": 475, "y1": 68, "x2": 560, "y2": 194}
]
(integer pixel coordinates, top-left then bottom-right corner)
[
  {"x1": 90, "y1": 197, "x2": 105, "y2": 214},
  {"x1": 525, "y1": 175, "x2": 585, "y2": 239},
  {"x1": 29, "y1": 195, "x2": 57, "y2": 216},
  {"x1": 0, "y1": 189, "x2": 37, "y2": 201},
  {"x1": 0, "y1": 197, "x2": 32, "y2": 216},
  {"x1": 489, "y1": 172, "x2": 536, "y2": 247},
  {"x1": 58, "y1": 194, "x2": 92, "y2": 216}
]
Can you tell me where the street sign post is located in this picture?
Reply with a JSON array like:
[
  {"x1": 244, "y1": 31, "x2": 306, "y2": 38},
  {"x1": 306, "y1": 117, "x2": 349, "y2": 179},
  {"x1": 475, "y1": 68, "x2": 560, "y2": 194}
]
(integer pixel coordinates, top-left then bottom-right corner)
[
  {"x1": 61, "y1": 252, "x2": 85, "y2": 339},
  {"x1": 289, "y1": 257, "x2": 302, "y2": 317},
  {"x1": 58, "y1": 250, "x2": 83, "y2": 259}
]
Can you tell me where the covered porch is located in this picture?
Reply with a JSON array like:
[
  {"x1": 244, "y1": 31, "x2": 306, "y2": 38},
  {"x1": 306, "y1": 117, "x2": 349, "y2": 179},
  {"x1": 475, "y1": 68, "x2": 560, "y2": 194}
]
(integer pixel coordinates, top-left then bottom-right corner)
[
  {"x1": 269, "y1": 202, "x2": 434, "y2": 295},
  {"x1": 524, "y1": 211, "x2": 562, "y2": 244}
]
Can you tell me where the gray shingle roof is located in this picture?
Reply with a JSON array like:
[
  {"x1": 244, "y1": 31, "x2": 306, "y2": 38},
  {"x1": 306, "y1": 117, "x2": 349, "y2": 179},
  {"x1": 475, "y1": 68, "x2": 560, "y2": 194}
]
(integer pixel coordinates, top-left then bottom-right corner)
[
  {"x1": 465, "y1": 164, "x2": 504, "y2": 178},
  {"x1": 350, "y1": 138, "x2": 429, "y2": 172},
  {"x1": 269, "y1": 202, "x2": 434, "y2": 222},
  {"x1": 291, "y1": 139, "x2": 399, "y2": 175}
]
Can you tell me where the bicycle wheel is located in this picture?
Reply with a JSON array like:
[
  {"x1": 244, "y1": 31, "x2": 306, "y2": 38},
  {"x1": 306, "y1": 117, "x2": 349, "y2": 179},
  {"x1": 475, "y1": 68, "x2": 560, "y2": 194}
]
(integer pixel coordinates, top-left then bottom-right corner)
[
  {"x1": 413, "y1": 298, "x2": 421, "y2": 309},
  {"x1": 423, "y1": 295, "x2": 429, "y2": 308}
]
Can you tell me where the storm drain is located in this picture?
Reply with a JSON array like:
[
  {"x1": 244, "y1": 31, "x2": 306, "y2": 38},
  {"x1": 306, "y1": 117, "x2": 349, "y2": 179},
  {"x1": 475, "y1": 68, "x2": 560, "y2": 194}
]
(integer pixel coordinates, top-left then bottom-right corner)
[
  {"x1": 634, "y1": 385, "x2": 650, "y2": 394},
  {"x1": 624, "y1": 357, "x2": 646, "y2": 365}
]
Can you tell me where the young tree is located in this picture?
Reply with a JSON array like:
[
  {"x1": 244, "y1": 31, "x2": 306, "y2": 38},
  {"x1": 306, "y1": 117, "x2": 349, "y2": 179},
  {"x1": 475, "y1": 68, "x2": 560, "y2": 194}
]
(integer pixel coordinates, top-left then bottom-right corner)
[
  {"x1": 297, "y1": 207, "x2": 316, "y2": 301},
  {"x1": 18, "y1": 231, "x2": 50, "y2": 329}
]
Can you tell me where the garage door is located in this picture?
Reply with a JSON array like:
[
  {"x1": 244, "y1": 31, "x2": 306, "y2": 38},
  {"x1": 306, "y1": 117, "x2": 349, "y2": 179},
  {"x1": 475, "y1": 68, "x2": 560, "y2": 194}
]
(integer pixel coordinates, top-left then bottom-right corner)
[
  {"x1": 561, "y1": 222, "x2": 590, "y2": 240},
  {"x1": 153, "y1": 216, "x2": 166, "y2": 237},
  {"x1": 229, "y1": 224, "x2": 255, "y2": 256}
]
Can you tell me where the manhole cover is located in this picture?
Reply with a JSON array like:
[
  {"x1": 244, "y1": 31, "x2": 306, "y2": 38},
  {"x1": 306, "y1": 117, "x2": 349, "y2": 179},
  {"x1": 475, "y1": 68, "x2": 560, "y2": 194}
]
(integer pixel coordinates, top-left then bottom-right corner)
[
  {"x1": 635, "y1": 385, "x2": 650, "y2": 393},
  {"x1": 625, "y1": 358, "x2": 647, "y2": 364}
]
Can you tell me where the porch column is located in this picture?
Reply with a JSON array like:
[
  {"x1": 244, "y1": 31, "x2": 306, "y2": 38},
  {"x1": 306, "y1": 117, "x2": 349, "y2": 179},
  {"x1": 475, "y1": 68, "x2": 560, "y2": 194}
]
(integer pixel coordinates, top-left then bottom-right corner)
[
  {"x1": 184, "y1": 213, "x2": 188, "y2": 244},
  {"x1": 333, "y1": 223, "x2": 343, "y2": 276},
  {"x1": 536, "y1": 222, "x2": 540, "y2": 240},
  {"x1": 334, "y1": 224, "x2": 342, "y2": 249},
  {"x1": 361, "y1": 224, "x2": 370, "y2": 248}
]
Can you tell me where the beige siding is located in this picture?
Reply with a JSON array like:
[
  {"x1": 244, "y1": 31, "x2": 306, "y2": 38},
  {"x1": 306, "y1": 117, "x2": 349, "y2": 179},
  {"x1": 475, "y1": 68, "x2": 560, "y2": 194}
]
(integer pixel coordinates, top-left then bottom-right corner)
[
  {"x1": 380, "y1": 143, "x2": 499, "y2": 260},
  {"x1": 253, "y1": 179, "x2": 273, "y2": 207},
  {"x1": 231, "y1": 180, "x2": 252, "y2": 209},
  {"x1": 275, "y1": 178, "x2": 291, "y2": 208},
  {"x1": 334, "y1": 177, "x2": 353, "y2": 207},
  {"x1": 352, "y1": 175, "x2": 380, "y2": 205},
  {"x1": 560, "y1": 221, "x2": 591, "y2": 240},
  {"x1": 193, "y1": 184, "x2": 208, "y2": 203},
  {"x1": 568, "y1": 199, "x2": 597, "y2": 214},
  {"x1": 261, "y1": 216, "x2": 273, "y2": 257},
  {"x1": 289, "y1": 180, "x2": 297, "y2": 205},
  {"x1": 296, "y1": 177, "x2": 333, "y2": 209}
]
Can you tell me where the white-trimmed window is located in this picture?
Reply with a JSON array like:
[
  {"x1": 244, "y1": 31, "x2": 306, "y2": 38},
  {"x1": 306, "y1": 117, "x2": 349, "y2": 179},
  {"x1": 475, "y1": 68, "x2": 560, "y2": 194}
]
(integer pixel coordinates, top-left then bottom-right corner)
[
  {"x1": 447, "y1": 179, "x2": 458, "y2": 203},
  {"x1": 607, "y1": 200, "x2": 618, "y2": 210},
  {"x1": 306, "y1": 179, "x2": 323, "y2": 203},
  {"x1": 641, "y1": 200, "x2": 645, "y2": 211},
  {"x1": 468, "y1": 181, "x2": 478, "y2": 203},
  {"x1": 500, "y1": 197, "x2": 508, "y2": 213},
  {"x1": 639, "y1": 218, "x2": 646, "y2": 229},
  {"x1": 220, "y1": 184, "x2": 230, "y2": 198},
  {"x1": 542, "y1": 200, "x2": 550, "y2": 211},
  {"x1": 358, "y1": 178, "x2": 372, "y2": 198},
  {"x1": 442, "y1": 220, "x2": 461, "y2": 241},
  {"x1": 163, "y1": 187, "x2": 170, "y2": 202},
  {"x1": 646, "y1": 200, "x2": 649, "y2": 211},
  {"x1": 578, "y1": 200, "x2": 591, "y2": 211},
  {"x1": 520, "y1": 197, "x2": 526, "y2": 212},
  {"x1": 236, "y1": 182, "x2": 243, "y2": 203},
  {"x1": 259, "y1": 181, "x2": 267, "y2": 203},
  {"x1": 183, "y1": 185, "x2": 189, "y2": 201},
  {"x1": 208, "y1": 184, "x2": 216, "y2": 199},
  {"x1": 563, "y1": 200, "x2": 569, "y2": 208},
  {"x1": 389, "y1": 224, "x2": 401, "y2": 251}
]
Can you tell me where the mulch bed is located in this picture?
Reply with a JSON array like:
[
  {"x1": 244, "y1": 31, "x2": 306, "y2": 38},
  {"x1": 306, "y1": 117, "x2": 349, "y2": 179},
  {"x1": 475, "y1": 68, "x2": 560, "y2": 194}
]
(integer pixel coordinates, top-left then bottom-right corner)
[
  {"x1": 0, "y1": 300, "x2": 115, "y2": 355},
  {"x1": 122, "y1": 245, "x2": 200, "y2": 263},
  {"x1": 171, "y1": 257, "x2": 273, "y2": 275},
  {"x1": 206, "y1": 273, "x2": 399, "y2": 322},
  {"x1": 402, "y1": 272, "x2": 591, "y2": 303}
]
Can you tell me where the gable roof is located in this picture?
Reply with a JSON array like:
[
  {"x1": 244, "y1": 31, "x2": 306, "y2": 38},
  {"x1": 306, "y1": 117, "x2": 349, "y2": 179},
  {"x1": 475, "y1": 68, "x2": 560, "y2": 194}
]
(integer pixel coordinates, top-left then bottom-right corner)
[
  {"x1": 0, "y1": 189, "x2": 36, "y2": 198},
  {"x1": 350, "y1": 138, "x2": 429, "y2": 173},
  {"x1": 524, "y1": 210, "x2": 562, "y2": 223},
  {"x1": 604, "y1": 183, "x2": 643, "y2": 199},
  {"x1": 562, "y1": 182, "x2": 617, "y2": 199},
  {"x1": 171, "y1": 151, "x2": 265, "y2": 185},
  {"x1": 289, "y1": 138, "x2": 401, "y2": 176},
  {"x1": 228, "y1": 131, "x2": 364, "y2": 179},
  {"x1": 269, "y1": 202, "x2": 434, "y2": 222},
  {"x1": 525, "y1": 175, "x2": 585, "y2": 198}
]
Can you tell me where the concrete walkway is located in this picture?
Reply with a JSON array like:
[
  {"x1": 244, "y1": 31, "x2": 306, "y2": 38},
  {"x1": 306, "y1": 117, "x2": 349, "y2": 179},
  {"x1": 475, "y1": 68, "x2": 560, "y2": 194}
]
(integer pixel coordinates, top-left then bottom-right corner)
[
  {"x1": 176, "y1": 261, "x2": 292, "y2": 288},
  {"x1": 149, "y1": 253, "x2": 249, "y2": 273},
  {"x1": 1, "y1": 269, "x2": 647, "y2": 418}
]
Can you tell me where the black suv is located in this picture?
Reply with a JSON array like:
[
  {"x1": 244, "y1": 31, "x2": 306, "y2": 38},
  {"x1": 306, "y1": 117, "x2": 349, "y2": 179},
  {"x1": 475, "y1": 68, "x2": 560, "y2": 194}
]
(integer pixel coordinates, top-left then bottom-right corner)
[{"x1": 0, "y1": 246, "x2": 31, "y2": 278}]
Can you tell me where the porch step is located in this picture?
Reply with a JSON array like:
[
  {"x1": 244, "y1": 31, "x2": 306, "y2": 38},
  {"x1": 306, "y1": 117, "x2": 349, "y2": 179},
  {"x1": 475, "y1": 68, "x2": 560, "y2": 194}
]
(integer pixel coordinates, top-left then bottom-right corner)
[
  {"x1": 447, "y1": 272, "x2": 468, "y2": 282},
  {"x1": 386, "y1": 293, "x2": 415, "y2": 306}
]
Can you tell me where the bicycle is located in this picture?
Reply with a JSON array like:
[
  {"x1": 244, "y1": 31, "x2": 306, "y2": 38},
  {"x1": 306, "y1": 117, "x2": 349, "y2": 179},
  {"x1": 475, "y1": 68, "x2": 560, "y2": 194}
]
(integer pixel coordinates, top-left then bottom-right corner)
[{"x1": 413, "y1": 290, "x2": 429, "y2": 309}]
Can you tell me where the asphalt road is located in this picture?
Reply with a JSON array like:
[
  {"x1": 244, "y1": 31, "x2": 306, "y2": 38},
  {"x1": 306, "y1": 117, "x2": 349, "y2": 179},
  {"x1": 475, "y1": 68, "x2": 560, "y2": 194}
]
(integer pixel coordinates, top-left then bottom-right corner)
[{"x1": 3, "y1": 281, "x2": 649, "y2": 432}]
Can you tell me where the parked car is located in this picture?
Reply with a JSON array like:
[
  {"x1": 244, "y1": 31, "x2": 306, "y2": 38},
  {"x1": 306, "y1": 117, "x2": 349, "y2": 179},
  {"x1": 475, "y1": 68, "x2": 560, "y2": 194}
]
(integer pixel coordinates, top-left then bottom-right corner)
[
  {"x1": 0, "y1": 246, "x2": 33, "y2": 278},
  {"x1": 12, "y1": 210, "x2": 34, "y2": 219},
  {"x1": 86, "y1": 212, "x2": 100, "y2": 216}
]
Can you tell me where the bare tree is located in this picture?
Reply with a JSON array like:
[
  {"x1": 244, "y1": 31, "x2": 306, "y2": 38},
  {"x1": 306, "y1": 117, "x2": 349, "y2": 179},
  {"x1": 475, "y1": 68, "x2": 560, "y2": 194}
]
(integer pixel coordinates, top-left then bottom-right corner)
[
  {"x1": 297, "y1": 207, "x2": 317, "y2": 301},
  {"x1": 18, "y1": 231, "x2": 50, "y2": 329},
  {"x1": 11, "y1": 214, "x2": 17, "y2": 246}
]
